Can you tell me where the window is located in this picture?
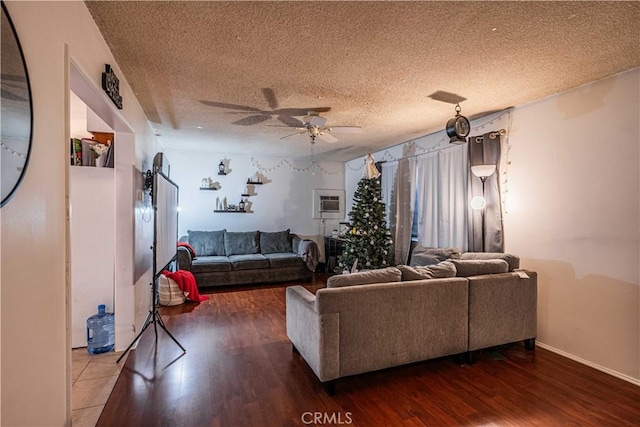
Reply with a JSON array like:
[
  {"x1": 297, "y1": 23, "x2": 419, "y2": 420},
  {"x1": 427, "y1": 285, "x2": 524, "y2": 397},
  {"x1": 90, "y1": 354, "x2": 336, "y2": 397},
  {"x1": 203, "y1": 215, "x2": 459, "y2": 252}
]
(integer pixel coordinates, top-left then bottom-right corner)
[{"x1": 313, "y1": 189, "x2": 345, "y2": 219}]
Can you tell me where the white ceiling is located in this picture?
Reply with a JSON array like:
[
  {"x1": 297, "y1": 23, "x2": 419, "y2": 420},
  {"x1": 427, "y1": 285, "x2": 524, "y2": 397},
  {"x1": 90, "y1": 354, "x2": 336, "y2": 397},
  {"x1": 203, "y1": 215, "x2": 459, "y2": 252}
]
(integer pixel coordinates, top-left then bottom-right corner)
[{"x1": 85, "y1": 1, "x2": 640, "y2": 162}]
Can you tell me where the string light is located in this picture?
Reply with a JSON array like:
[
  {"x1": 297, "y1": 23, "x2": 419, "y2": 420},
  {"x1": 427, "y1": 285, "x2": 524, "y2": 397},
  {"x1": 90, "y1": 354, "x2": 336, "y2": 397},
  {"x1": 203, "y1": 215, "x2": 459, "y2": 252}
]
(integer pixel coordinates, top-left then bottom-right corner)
[
  {"x1": 345, "y1": 109, "x2": 514, "y2": 217},
  {"x1": 251, "y1": 158, "x2": 343, "y2": 175},
  {"x1": 499, "y1": 108, "x2": 513, "y2": 215}
]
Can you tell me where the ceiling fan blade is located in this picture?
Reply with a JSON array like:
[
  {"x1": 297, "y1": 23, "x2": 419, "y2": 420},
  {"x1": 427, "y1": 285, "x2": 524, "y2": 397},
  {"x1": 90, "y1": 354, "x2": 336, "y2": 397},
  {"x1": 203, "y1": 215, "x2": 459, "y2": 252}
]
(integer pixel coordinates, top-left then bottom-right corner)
[
  {"x1": 280, "y1": 131, "x2": 305, "y2": 140},
  {"x1": 262, "y1": 88, "x2": 279, "y2": 110},
  {"x1": 328, "y1": 126, "x2": 363, "y2": 134},
  {"x1": 199, "y1": 100, "x2": 262, "y2": 112},
  {"x1": 308, "y1": 115, "x2": 327, "y2": 128},
  {"x1": 232, "y1": 115, "x2": 271, "y2": 126},
  {"x1": 277, "y1": 115, "x2": 304, "y2": 127},
  {"x1": 278, "y1": 107, "x2": 332, "y2": 117},
  {"x1": 317, "y1": 132, "x2": 338, "y2": 144}
]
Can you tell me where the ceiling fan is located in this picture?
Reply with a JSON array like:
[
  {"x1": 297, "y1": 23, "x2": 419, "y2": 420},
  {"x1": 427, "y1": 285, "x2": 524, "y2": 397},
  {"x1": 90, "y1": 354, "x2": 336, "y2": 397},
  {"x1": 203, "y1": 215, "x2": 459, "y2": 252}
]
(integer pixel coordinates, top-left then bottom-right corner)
[
  {"x1": 199, "y1": 88, "x2": 331, "y2": 127},
  {"x1": 279, "y1": 112, "x2": 362, "y2": 144}
]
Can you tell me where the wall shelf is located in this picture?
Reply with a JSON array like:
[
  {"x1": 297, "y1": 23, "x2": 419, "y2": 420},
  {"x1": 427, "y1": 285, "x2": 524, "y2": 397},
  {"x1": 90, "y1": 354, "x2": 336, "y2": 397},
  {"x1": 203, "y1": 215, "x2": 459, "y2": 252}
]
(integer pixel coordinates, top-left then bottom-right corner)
[
  {"x1": 247, "y1": 181, "x2": 263, "y2": 185},
  {"x1": 214, "y1": 210, "x2": 248, "y2": 213},
  {"x1": 200, "y1": 187, "x2": 219, "y2": 191}
]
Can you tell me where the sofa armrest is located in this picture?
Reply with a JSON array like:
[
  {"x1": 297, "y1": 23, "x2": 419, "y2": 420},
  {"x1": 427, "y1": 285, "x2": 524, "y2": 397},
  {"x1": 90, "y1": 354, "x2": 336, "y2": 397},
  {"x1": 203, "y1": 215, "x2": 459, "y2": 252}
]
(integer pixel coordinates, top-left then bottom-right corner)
[
  {"x1": 286, "y1": 286, "x2": 339, "y2": 382},
  {"x1": 467, "y1": 271, "x2": 537, "y2": 351},
  {"x1": 177, "y1": 246, "x2": 193, "y2": 271}
]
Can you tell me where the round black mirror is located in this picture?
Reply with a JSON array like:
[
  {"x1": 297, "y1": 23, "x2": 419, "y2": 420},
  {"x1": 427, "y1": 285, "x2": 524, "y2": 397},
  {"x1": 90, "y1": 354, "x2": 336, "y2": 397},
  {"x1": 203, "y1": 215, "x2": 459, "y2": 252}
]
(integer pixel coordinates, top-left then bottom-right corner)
[{"x1": 1, "y1": 2, "x2": 33, "y2": 207}]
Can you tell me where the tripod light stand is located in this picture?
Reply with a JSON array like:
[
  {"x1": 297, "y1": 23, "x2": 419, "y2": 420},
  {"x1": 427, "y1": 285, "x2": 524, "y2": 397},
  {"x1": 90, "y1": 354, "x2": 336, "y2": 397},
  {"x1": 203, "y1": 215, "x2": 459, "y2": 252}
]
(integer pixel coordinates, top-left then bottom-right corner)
[
  {"x1": 116, "y1": 276, "x2": 186, "y2": 363},
  {"x1": 116, "y1": 167, "x2": 185, "y2": 363},
  {"x1": 470, "y1": 164, "x2": 496, "y2": 252}
]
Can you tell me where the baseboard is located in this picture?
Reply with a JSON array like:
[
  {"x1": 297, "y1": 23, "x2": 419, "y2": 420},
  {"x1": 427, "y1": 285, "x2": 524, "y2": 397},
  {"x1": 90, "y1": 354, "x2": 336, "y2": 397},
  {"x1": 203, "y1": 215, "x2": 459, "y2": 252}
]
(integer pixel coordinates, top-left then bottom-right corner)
[{"x1": 536, "y1": 341, "x2": 640, "y2": 387}]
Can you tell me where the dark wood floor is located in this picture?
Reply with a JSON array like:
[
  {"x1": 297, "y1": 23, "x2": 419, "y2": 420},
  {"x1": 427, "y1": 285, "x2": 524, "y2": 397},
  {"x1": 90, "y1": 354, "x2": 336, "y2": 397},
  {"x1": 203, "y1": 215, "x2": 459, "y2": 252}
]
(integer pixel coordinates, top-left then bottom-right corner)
[{"x1": 99, "y1": 274, "x2": 640, "y2": 426}]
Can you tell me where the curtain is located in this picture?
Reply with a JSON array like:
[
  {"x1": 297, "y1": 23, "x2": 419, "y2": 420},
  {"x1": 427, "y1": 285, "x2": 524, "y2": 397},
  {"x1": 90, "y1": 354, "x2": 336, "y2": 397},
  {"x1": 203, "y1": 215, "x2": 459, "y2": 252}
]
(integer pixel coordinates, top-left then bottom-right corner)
[
  {"x1": 468, "y1": 133, "x2": 503, "y2": 252},
  {"x1": 416, "y1": 145, "x2": 468, "y2": 250},
  {"x1": 382, "y1": 158, "x2": 416, "y2": 265},
  {"x1": 381, "y1": 161, "x2": 397, "y2": 226}
]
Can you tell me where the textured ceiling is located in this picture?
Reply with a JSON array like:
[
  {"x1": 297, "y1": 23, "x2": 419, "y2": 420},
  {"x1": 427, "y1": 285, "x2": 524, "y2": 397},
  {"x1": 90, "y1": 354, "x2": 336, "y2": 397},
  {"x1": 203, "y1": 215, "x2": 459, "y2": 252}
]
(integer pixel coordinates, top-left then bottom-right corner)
[{"x1": 85, "y1": 1, "x2": 640, "y2": 162}]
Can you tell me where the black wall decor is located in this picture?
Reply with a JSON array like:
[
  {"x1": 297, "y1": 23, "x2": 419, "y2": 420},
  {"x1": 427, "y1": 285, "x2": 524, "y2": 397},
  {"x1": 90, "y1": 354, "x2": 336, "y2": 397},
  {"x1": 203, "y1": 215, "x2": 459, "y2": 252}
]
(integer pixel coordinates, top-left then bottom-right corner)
[{"x1": 102, "y1": 64, "x2": 123, "y2": 109}]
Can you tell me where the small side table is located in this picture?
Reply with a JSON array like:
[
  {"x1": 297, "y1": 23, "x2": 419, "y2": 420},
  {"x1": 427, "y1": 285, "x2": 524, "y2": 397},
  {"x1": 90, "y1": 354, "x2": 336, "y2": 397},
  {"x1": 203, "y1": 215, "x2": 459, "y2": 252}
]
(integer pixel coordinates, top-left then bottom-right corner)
[{"x1": 324, "y1": 237, "x2": 346, "y2": 273}]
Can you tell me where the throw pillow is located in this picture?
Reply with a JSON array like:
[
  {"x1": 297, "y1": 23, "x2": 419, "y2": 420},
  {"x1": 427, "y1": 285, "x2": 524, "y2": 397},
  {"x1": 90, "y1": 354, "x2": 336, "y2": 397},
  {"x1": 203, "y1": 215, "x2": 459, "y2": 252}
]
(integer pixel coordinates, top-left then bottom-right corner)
[
  {"x1": 451, "y1": 259, "x2": 509, "y2": 277},
  {"x1": 326, "y1": 267, "x2": 402, "y2": 288},
  {"x1": 224, "y1": 231, "x2": 260, "y2": 256},
  {"x1": 409, "y1": 245, "x2": 462, "y2": 267},
  {"x1": 398, "y1": 261, "x2": 457, "y2": 281},
  {"x1": 187, "y1": 230, "x2": 226, "y2": 256},
  {"x1": 158, "y1": 274, "x2": 185, "y2": 306},
  {"x1": 260, "y1": 229, "x2": 292, "y2": 254}
]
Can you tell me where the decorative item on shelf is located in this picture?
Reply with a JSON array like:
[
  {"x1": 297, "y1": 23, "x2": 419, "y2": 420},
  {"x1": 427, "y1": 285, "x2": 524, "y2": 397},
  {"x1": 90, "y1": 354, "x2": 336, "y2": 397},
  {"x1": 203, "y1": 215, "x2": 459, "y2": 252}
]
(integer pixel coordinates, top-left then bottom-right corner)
[
  {"x1": 70, "y1": 138, "x2": 83, "y2": 166},
  {"x1": 79, "y1": 138, "x2": 110, "y2": 167},
  {"x1": 338, "y1": 222, "x2": 350, "y2": 237},
  {"x1": 446, "y1": 103, "x2": 470, "y2": 144},
  {"x1": 238, "y1": 199, "x2": 245, "y2": 211},
  {"x1": 200, "y1": 177, "x2": 220, "y2": 190},
  {"x1": 247, "y1": 172, "x2": 263, "y2": 184},
  {"x1": 218, "y1": 160, "x2": 226, "y2": 175}
]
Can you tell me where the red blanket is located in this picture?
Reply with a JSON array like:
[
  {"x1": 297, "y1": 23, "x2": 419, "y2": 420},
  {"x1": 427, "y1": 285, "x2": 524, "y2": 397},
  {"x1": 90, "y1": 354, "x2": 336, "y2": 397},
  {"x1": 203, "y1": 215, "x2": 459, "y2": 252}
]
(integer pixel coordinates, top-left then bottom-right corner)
[
  {"x1": 177, "y1": 242, "x2": 197, "y2": 258},
  {"x1": 162, "y1": 270, "x2": 208, "y2": 302}
]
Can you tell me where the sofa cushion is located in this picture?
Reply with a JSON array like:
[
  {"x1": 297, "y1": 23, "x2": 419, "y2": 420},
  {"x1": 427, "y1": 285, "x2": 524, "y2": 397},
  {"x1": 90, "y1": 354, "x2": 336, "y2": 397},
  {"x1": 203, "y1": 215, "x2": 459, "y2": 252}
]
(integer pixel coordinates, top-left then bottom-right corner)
[
  {"x1": 451, "y1": 259, "x2": 509, "y2": 277},
  {"x1": 460, "y1": 252, "x2": 520, "y2": 271},
  {"x1": 264, "y1": 253, "x2": 304, "y2": 268},
  {"x1": 191, "y1": 256, "x2": 232, "y2": 273},
  {"x1": 188, "y1": 230, "x2": 226, "y2": 256},
  {"x1": 410, "y1": 245, "x2": 462, "y2": 267},
  {"x1": 326, "y1": 267, "x2": 402, "y2": 288},
  {"x1": 260, "y1": 229, "x2": 292, "y2": 254},
  {"x1": 228, "y1": 254, "x2": 269, "y2": 270},
  {"x1": 398, "y1": 261, "x2": 457, "y2": 281},
  {"x1": 224, "y1": 231, "x2": 259, "y2": 256}
]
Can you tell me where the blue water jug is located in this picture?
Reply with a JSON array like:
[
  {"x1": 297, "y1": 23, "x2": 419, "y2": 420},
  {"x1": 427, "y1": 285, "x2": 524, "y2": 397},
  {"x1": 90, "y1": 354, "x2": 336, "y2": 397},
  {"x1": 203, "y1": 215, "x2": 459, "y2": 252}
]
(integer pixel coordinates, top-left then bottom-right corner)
[{"x1": 86, "y1": 304, "x2": 115, "y2": 354}]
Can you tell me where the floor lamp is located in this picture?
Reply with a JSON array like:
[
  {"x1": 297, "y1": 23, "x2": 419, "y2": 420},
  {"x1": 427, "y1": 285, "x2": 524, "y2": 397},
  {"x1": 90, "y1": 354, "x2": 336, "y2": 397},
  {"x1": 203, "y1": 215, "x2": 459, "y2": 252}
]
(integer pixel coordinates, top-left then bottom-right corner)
[{"x1": 470, "y1": 164, "x2": 496, "y2": 252}]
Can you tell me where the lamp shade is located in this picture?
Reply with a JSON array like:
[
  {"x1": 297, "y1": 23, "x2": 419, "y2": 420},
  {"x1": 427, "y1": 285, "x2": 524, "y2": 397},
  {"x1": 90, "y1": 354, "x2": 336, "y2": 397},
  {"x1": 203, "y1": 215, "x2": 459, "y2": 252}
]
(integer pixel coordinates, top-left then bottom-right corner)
[{"x1": 471, "y1": 164, "x2": 496, "y2": 178}]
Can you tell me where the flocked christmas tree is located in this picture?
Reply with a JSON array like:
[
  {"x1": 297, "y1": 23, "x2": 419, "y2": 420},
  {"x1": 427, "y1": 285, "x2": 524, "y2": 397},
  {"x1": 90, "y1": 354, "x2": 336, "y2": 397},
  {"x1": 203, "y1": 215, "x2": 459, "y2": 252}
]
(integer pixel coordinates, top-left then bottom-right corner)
[{"x1": 338, "y1": 156, "x2": 394, "y2": 271}]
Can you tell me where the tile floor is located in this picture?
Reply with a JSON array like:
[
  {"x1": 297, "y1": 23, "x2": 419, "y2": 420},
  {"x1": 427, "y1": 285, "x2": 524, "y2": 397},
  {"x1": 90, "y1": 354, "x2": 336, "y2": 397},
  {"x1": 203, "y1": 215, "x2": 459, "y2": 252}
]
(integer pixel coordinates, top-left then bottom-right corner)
[{"x1": 71, "y1": 348, "x2": 127, "y2": 427}]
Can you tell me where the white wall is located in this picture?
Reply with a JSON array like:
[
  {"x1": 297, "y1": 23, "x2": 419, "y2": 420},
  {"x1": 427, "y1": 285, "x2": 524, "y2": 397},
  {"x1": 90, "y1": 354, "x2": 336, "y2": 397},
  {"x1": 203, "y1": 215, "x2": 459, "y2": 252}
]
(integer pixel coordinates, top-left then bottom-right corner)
[
  {"x1": 504, "y1": 69, "x2": 639, "y2": 383},
  {"x1": 0, "y1": 2, "x2": 156, "y2": 425},
  {"x1": 69, "y1": 166, "x2": 115, "y2": 348},
  {"x1": 346, "y1": 68, "x2": 640, "y2": 384},
  {"x1": 162, "y1": 148, "x2": 345, "y2": 260}
]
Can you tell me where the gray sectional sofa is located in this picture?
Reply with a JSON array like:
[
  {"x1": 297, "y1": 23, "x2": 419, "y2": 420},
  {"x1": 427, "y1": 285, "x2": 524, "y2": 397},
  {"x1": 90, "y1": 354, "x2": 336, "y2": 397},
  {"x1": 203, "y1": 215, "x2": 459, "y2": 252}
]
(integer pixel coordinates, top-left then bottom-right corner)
[
  {"x1": 177, "y1": 229, "x2": 319, "y2": 288},
  {"x1": 286, "y1": 251, "x2": 536, "y2": 394}
]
